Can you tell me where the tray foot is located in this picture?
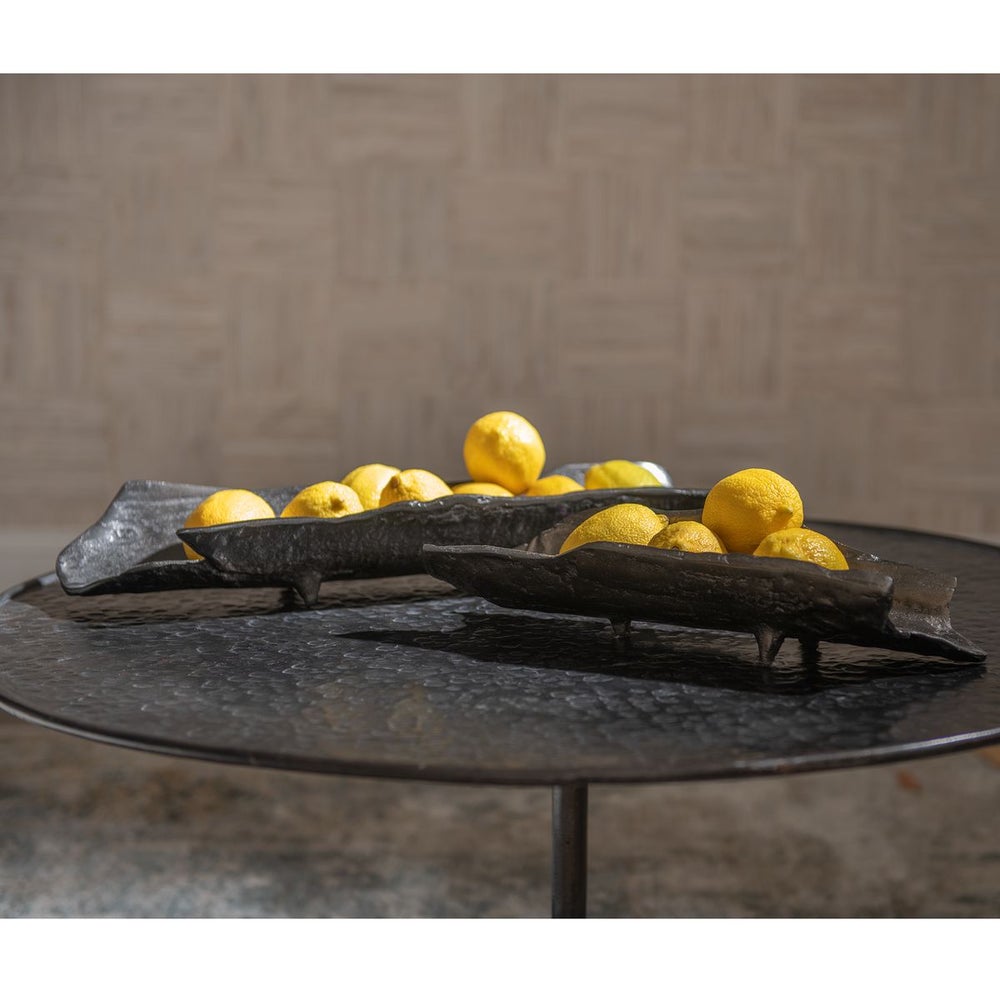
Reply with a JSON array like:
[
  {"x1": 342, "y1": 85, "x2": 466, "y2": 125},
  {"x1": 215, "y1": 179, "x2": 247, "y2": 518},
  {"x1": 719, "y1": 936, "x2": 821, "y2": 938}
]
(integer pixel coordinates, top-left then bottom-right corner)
[
  {"x1": 609, "y1": 616, "x2": 631, "y2": 640},
  {"x1": 755, "y1": 626, "x2": 785, "y2": 665}
]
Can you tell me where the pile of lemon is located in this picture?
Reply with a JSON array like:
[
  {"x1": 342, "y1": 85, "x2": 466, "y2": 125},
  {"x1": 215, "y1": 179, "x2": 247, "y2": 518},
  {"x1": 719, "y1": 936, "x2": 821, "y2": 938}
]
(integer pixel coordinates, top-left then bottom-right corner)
[
  {"x1": 561, "y1": 468, "x2": 848, "y2": 571},
  {"x1": 182, "y1": 411, "x2": 664, "y2": 560},
  {"x1": 180, "y1": 410, "x2": 845, "y2": 572}
]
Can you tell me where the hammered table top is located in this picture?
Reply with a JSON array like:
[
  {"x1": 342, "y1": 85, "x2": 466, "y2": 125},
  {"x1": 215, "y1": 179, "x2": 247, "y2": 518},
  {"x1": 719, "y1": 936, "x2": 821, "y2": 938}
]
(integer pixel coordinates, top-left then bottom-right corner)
[{"x1": 0, "y1": 522, "x2": 998, "y2": 785}]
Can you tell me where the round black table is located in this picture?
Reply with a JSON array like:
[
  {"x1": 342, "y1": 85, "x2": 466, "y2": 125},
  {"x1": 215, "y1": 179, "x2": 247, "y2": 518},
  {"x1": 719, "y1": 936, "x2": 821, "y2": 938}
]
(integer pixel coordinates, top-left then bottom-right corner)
[{"x1": 1, "y1": 522, "x2": 998, "y2": 917}]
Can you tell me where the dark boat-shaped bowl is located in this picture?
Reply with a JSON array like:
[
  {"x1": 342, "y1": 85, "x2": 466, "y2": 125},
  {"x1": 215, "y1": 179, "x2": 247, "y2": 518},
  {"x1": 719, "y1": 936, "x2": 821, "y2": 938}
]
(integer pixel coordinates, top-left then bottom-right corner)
[
  {"x1": 56, "y1": 479, "x2": 708, "y2": 603},
  {"x1": 422, "y1": 516, "x2": 986, "y2": 665}
]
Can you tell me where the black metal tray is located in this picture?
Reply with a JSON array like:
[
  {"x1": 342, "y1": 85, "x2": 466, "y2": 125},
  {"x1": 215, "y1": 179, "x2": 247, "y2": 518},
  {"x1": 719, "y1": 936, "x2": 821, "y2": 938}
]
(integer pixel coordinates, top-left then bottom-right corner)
[
  {"x1": 57, "y1": 479, "x2": 708, "y2": 603},
  {"x1": 423, "y1": 513, "x2": 986, "y2": 665}
]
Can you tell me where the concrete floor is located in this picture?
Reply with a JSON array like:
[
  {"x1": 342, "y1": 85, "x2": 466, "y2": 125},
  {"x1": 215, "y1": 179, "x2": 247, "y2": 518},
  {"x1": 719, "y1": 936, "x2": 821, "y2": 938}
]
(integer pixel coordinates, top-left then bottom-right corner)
[
  {"x1": 3, "y1": 712, "x2": 1000, "y2": 917},
  {"x1": 3, "y1": 530, "x2": 1000, "y2": 917}
]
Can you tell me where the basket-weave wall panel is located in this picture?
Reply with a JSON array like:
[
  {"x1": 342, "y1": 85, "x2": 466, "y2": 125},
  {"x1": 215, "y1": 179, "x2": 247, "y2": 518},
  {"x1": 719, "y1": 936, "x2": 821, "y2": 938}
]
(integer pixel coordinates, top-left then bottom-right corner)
[{"x1": 1, "y1": 75, "x2": 998, "y2": 537}]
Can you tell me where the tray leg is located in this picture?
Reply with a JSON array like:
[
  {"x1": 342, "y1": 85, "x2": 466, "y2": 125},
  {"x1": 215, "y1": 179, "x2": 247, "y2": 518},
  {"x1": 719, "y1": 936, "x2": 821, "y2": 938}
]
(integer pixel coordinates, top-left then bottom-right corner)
[{"x1": 551, "y1": 782, "x2": 588, "y2": 918}]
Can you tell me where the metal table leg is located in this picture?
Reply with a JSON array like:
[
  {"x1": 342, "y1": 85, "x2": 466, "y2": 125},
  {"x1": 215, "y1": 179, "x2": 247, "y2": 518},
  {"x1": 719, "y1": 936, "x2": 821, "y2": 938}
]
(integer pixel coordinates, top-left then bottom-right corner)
[{"x1": 551, "y1": 782, "x2": 588, "y2": 917}]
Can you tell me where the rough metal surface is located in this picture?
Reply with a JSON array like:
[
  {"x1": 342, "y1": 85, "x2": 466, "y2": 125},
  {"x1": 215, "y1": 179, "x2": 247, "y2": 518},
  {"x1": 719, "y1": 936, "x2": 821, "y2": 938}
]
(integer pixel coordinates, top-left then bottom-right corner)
[
  {"x1": 2, "y1": 524, "x2": 999, "y2": 785},
  {"x1": 550, "y1": 461, "x2": 672, "y2": 487},
  {"x1": 424, "y1": 522, "x2": 984, "y2": 664},
  {"x1": 57, "y1": 479, "x2": 706, "y2": 603}
]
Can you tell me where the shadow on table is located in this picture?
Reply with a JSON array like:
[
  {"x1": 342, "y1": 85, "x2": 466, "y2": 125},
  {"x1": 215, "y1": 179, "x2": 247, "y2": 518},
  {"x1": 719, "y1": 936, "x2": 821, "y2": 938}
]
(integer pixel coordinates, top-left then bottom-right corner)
[
  {"x1": 13, "y1": 575, "x2": 458, "y2": 627},
  {"x1": 338, "y1": 609, "x2": 985, "y2": 696}
]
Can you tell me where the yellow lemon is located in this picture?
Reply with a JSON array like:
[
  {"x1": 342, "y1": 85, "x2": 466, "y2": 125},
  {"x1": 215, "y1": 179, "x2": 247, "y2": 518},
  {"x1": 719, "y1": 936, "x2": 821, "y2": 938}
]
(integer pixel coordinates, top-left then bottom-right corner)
[
  {"x1": 341, "y1": 463, "x2": 400, "y2": 510},
  {"x1": 182, "y1": 489, "x2": 275, "y2": 561},
  {"x1": 463, "y1": 411, "x2": 546, "y2": 494},
  {"x1": 584, "y1": 460, "x2": 660, "y2": 490},
  {"x1": 523, "y1": 475, "x2": 585, "y2": 496},
  {"x1": 753, "y1": 528, "x2": 849, "y2": 571},
  {"x1": 649, "y1": 521, "x2": 727, "y2": 554},
  {"x1": 701, "y1": 469, "x2": 804, "y2": 554},
  {"x1": 380, "y1": 469, "x2": 453, "y2": 506},
  {"x1": 280, "y1": 481, "x2": 363, "y2": 519},
  {"x1": 559, "y1": 504, "x2": 664, "y2": 555},
  {"x1": 452, "y1": 482, "x2": 514, "y2": 497}
]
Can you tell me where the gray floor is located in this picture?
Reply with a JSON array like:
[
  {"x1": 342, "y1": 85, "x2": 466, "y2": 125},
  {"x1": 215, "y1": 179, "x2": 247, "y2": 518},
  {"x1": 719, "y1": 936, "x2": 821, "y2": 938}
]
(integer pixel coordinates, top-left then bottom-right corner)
[
  {"x1": 3, "y1": 711, "x2": 1000, "y2": 917},
  {"x1": 4, "y1": 532, "x2": 1000, "y2": 917}
]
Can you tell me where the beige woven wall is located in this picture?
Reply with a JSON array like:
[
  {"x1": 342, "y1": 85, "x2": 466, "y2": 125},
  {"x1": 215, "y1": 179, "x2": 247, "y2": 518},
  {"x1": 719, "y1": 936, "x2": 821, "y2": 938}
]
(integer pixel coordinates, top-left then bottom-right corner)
[{"x1": 1, "y1": 75, "x2": 999, "y2": 538}]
